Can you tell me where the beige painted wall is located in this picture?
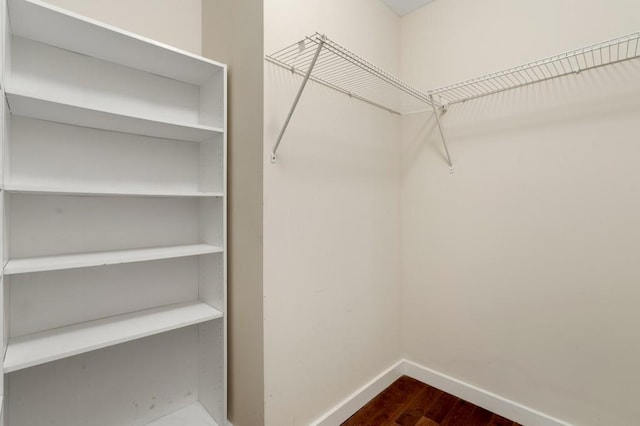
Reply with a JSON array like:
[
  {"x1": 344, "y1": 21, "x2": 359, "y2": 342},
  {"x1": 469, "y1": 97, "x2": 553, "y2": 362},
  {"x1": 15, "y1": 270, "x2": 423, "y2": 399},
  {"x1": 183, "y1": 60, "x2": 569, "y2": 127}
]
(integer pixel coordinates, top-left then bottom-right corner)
[
  {"x1": 263, "y1": 0, "x2": 402, "y2": 424},
  {"x1": 43, "y1": 0, "x2": 201, "y2": 54},
  {"x1": 202, "y1": 1, "x2": 265, "y2": 426},
  {"x1": 401, "y1": 1, "x2": 640, "y2": 425}
]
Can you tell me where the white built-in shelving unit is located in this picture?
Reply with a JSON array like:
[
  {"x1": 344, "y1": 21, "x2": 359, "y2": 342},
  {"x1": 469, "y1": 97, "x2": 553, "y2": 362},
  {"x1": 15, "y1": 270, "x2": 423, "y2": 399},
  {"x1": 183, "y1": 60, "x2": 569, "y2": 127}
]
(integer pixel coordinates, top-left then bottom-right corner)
[{"x1": 0, "y1": 0, "x2": 227, "y2": 424}]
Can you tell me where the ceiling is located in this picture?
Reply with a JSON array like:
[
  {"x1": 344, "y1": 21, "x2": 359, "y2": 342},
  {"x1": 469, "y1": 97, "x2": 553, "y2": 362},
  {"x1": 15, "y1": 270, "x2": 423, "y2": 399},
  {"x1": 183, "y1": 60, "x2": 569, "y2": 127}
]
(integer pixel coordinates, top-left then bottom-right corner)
[{"x1": 380, "y1": 0, "x2": 438, "y2": 16}]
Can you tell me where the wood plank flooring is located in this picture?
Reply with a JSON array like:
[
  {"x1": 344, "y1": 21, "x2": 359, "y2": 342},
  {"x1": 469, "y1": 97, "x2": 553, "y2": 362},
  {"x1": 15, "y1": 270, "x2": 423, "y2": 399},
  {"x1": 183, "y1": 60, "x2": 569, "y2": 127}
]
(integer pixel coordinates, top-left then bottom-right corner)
[{"x1": 341, "y1": 376, "x2": 522, "y2": 426}]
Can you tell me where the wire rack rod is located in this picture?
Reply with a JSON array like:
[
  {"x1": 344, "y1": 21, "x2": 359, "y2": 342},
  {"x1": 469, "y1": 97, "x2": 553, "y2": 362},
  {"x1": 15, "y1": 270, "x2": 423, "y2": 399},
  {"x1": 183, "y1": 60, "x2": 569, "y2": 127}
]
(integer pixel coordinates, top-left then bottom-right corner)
[
  {"x1": 430, "y1": 31, "x2": 640, "y2": 107},
  {"x1": 266, "y1": 33, "x2": 435, "y2": 115}
]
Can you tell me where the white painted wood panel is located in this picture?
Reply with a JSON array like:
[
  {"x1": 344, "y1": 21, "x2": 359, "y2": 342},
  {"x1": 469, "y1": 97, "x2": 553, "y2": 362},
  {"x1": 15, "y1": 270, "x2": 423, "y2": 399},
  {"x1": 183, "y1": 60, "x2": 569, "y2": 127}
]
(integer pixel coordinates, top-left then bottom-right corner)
[
  {"x1": 9, "y1": 117, "x2": 222, "y2": 195},
  {"x1": 0, "y1": 0, "x2": 6, "y2": 410},
  {"x1": 4, "y1": 301, "x2": 223, "y2": 372},
  {"x1": 199, "y1": 72, "x2": 225, "y2": 129},
  {"x1": 7, "y1": 328, "x2": 200, "y2": 426},
  {"x1": 5, "y1": 244, "x2": 222, "y2": 275},
  {"x1": 9, "y1": 194, "x2": 201, "y2": 258},
  {"x1": 199, "y1": 139, "x2": 225, "y2": 194},
  {"x1": 146, "y1": 402, "x2": 219, "y2": 426},
  {"x1": 2, "y1": 0, "x2": 9, "y2": 93},
  {"x1": 199, "y1": 253, "x2": 225, "y2": 313},
  {"x1": 8, "y1": 0, "x2": 223, "y2": 85},
  {"x1": 0, "y1": 274, "x2": 4, "y2": 407},
  {"x1": 10, "y1": 36, "x2": 202, "y2": 126},
  {"x1": 199, "y1": 198, "x2": 224, "y2": 247},
  {"x1": 5, "y1": 184, "x2": 223, "y2": 198},
  {"x1": 8, "y1": 257, "x2": 202, "y2": 337},
  {"x1": 198, "y1": 320, "x2": 226, "y2": 424},
  {"x1": 1, "y1": 279, "x2": 6, "y2": 390},
  {"x1": 2, "y1": 97, "x2": 8, "y2": 190},
  {"x1": 6, "y1": 91, "x2": 222, "y2": 142}
]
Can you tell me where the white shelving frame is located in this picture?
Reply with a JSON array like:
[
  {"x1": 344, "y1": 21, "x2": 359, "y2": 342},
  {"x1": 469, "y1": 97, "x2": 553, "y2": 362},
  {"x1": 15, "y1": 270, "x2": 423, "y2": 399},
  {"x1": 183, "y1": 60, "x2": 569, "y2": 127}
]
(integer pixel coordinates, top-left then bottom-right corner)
[
  {"x1": 4, "y1": 244, "x2": 223, "y2": 275},
  {"x1": 3, "y1": 183, "x2": 224, "y2": 198},
  {"x1": 5, "y1": 90, "x2": 224, "y2": 142},
  {"x1": 4, "y1": 301, "x2": 224, "y2": 373},
  {"x1": 0, "y1": 0, "x2": 227, "y2": 425}
]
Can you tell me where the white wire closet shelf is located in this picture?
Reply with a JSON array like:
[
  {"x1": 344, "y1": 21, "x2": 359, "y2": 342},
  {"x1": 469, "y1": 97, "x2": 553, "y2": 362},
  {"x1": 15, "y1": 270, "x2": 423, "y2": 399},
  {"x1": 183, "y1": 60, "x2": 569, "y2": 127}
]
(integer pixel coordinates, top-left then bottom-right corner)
[
  {"x1": 267, "y1": 30, "x2": 640, "y2": 172},
  {"x1": 266, "y1": 33, "x2": 433, "y2": 115},
  {"x1": 266, "y1": 33, "x2": 441, "y2": 164},
  {"x1": 431, "y1": 31, "x2": 640, "y2": 107}
]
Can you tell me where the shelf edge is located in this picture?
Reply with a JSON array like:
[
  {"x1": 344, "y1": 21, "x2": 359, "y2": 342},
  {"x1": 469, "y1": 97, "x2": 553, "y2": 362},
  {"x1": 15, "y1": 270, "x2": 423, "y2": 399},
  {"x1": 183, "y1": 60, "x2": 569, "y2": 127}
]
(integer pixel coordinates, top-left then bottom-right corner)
[
  {"x1": 4, "y1": 302, "x2": 224, "y2": 373},
  {"x1": 5, "y1": 244, "x2": 224, "y2": 275}
]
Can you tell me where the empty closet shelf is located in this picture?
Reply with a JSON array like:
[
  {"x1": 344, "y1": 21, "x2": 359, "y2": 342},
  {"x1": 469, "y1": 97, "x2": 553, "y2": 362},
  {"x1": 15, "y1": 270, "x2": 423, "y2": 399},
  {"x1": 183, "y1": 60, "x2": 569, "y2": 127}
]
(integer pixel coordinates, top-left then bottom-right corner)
[
  {"x1": 8, "y1": 0, "x2": 224, "y2": 85},
  {"x1": 5, "y1": 184, "x2": 223, "y2": 198},
  {"x1": 146, "y1": 402, "x2": 220, "y2": 426},
  {"x1": 4, "y1": 244, "x2": 223, "y2": 275},
  {"x1": 430, "y1": 31, "x2": 640, "y2": 107},
  {"x1": 4, "y1": 301, "x2": 223, "y2": 373},
  {"x1": 5, "y1": 91, "x2": 223, "y2": 142},
  {"x1": 266, "y1": 33, "x2": 433, "y2": 115}
]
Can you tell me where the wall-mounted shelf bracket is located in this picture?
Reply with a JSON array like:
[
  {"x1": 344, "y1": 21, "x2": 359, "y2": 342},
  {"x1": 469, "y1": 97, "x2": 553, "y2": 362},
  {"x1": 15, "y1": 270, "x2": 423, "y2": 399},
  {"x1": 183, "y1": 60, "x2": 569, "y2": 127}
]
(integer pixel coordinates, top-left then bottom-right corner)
[
  {"x1": 271, "y1": 36, "x2": 325, "y2": 163},
  {"x1": 429, "y1": 94, "x2": 454, "y2": 174},
  {"x1": 267, "y1": 33, "x2": 435, "y2": 163}
]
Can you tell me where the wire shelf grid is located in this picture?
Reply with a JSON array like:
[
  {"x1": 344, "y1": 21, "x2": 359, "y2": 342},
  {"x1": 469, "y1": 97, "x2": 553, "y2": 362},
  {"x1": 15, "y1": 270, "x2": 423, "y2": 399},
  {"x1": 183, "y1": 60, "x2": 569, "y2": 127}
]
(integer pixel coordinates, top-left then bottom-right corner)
[
  {"x1": 266, "y1": 33, "x2": 435, "y2": 115},
  {"x1": 266, "y1": 30, "x2": 640, "y2": 169},
  {"x1": 430, "y1": 31, "x2": 640, "y2": 107}
]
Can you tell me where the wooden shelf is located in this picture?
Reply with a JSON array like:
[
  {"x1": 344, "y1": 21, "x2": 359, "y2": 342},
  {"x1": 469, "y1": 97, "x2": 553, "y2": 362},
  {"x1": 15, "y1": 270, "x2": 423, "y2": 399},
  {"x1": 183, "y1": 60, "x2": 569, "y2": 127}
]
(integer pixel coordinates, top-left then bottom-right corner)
[
  {"x1": 4, "y1": 301, "x2": 223, "y2": 373},
  {"x1": 5, "y1": 244, "x2": 223, "y2": 275},
  {"x1": 147, "y1": 402, "x2": 220, "y2": 426},
  {"x1": 8, "y1": 0, "x2": 224, "y2": 85},
  {"x1": 6, "y1": 91, "x2": 223, "y2": 142},
  {"x1": 5, "y1": 184, "x2": 223, "y2": 198}
]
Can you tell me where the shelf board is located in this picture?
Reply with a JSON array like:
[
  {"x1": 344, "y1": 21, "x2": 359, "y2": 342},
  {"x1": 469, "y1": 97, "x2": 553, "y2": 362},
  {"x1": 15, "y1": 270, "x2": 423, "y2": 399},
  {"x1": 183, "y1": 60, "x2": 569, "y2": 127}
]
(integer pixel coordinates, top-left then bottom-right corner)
[
  {"x1": 4, "y1": 301, "x2": 223, "y2": 373},
  {"x1": 5, "y1": 184, "x2": 223, "y2": 198},
  {"x1": 5, "y1": 91, "x2": 223, "y2": 142},
  {"x1": 8, "y1": 0, "x2": 225, "y2": 85},
  {"x1": 5, "y1": 244, "x2": 223, "y2": 275},
  {"x1": 146, "y1": 402, "x2": 220, "y2": 426}
]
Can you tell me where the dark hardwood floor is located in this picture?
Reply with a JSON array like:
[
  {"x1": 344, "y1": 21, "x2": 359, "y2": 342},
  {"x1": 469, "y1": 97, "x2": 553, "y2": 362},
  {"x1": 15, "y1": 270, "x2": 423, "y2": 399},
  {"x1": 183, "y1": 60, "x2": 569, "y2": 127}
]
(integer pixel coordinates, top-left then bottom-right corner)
[{"x1": 341, "y1": 376, "x2": 522, "y2": 426}]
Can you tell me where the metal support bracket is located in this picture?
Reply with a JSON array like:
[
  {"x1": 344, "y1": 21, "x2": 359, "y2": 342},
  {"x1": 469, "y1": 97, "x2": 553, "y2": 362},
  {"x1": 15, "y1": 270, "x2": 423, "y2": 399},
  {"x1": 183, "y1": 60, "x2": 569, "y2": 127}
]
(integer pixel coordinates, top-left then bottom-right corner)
[
  {"x1": 429, "y1": 94, "x2": 454, "y2": 174},
  {"x1": 271, "y1": 37, "x2": 326, "y2": 163}
]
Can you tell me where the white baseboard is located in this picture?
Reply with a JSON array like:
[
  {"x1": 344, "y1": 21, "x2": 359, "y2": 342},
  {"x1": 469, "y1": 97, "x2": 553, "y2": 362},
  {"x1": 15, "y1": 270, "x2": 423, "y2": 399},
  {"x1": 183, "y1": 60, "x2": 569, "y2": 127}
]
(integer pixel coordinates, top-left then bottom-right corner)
[
  {"x1": 311, "y1": 359, "x2": 573, "y2": 426},
  {"x1": 403, "y1": 360, "x2": 572, "y2": 426},
  {"x1": 311, "y1": 360, "x2": 404, "y2": 426}
]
